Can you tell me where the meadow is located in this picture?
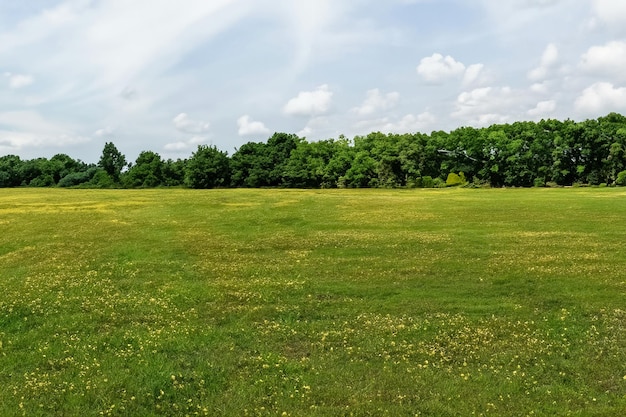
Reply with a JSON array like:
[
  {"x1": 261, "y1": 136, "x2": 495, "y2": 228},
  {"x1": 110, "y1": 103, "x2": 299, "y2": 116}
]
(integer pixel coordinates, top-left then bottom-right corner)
[{"x1": 0, "y1": 188, "x2": 625, "y2": 416}]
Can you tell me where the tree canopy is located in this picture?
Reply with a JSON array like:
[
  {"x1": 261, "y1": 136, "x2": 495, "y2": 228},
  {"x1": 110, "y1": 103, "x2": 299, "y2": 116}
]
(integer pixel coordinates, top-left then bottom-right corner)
[{"x1": 2, "y1": 113, "x2": 626, "y2": 189}]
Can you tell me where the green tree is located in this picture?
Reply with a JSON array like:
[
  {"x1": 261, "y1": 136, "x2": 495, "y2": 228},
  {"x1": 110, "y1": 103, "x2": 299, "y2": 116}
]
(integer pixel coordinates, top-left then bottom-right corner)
[
  {"x1": 343, "y1": 151, "x2": 377, "y2": 187},
  {"x1": 162, "y1": 158, "x2": 187, "y2": 186},
  {"x1": 19, "y1": 158, "x2": 53, "y2": 186},
  {"x1": 282, "y1": 139, "x2": 341, "y2": 188},
  {"x1": 98, "y1": 142, "x2": 127, "y2": 182},
  {"x1": 123, "y1": 151, "x2": 164, "y2": 187},
  {"x1": 230, "y1": 141, "x2": 271, "y2": 187},
  {"x1": 184, "y1": 145, "x2": 230, "y2": 189},
  {"x1": 0, "y1": 155, "x2": 24, "y2": 187},
  {"x1": 266, "y1": 132, "x2": 301, "y2": 185},
  {"x1": 323, "y1": 136, "x2": 354, "y2": 187},
  {"x1": 49, "y1": 154, "x2": 82, "y2": 184}
]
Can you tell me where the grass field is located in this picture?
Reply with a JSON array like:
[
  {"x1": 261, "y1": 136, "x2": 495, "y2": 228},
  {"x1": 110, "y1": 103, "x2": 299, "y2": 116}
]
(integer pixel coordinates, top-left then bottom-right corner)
[{"x1": 1, "y1": 188, "x2": 625, "y2": 416}]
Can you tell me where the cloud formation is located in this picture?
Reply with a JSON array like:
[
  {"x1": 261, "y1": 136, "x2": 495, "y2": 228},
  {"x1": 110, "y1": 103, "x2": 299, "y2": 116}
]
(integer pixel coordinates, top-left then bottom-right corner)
[
  {"x1": 528, "y1": 100, "x2": 556, "y2": 117},
  {"x1": 352, "y1": 89, "x2": 400, "y2": 116},
  {"x1": 173, "y1": 113, "x2": 210, "y2": 134},
  {"x1": 528, "y1": 43, "x2": 559, "y2": 81},
  {"x1": 237, "y1": 115, "x2": 270, "y2": 136},
  {"x1": 284, "y1": 85, "x2": 333, "y2": 117},
  {"x1": 4, "y1": 73, "x2": 34, "y2": 89},
  {"x1": 575, "y1": 82, "x2": 626, "y2": 115},
  {"x1": 417, "y1": 53, "x2": 466, "y2": 83},
  {"x1": 580, "y1": 41, "x2": 626, "y2": 80}
]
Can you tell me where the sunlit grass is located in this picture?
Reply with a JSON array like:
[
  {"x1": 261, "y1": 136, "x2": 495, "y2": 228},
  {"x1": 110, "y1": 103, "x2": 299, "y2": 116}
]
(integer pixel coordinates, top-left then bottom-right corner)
[{"x1": 1, "y1": 188, "x2": 625, "y2": 416}]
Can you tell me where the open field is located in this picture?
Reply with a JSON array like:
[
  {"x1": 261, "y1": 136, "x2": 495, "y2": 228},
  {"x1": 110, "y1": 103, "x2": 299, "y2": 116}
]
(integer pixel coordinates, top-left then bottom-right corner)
[{"x1": 1, "y1": 188, "x2": 625, "y2": 416}]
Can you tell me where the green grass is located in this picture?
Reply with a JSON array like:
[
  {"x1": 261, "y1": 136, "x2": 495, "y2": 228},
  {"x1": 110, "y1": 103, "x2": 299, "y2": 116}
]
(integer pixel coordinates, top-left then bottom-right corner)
[{"x1": 1, "y1": 188, "x2": 625, "y2": 416}]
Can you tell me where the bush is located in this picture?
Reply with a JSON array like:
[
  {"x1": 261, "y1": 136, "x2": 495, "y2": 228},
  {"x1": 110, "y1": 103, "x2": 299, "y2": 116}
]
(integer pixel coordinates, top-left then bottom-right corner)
[
  {"x1": 616, "y1": 170, "x2": 626, "y2": 186},
  {"x1": 420, "y1": 176, "x2": 434, "y2": 188},
  {"x1": 446, "y1": 172, "x2": 466, "y2": 187},
  {"x1": 58, "y1": 168, "x2": 97, "y2": 187},
  {"x1": 88, "y1": 170, "x2": 116, "y2": 188},
  {"x1": 433, "y1": 177, "x2": 447, "y2": 188},
  {"x1": 466, "y1": 177, "x2": 490, "y2": 188},
  {"x1": 29, "y1": 174, "x2": 55, "y2": 187}
]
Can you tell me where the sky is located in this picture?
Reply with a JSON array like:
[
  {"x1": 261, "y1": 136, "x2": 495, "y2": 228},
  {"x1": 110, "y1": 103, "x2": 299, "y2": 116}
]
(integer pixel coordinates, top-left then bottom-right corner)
[{"x1": 1, "y1": 0, "x2": 626, "y2": 163}]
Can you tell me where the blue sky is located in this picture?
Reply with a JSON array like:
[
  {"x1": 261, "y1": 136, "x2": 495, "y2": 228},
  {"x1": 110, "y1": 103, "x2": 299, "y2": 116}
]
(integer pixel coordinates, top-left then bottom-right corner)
[{"x1": 1, "y1": 0, "x2": 626, "y2": 163}]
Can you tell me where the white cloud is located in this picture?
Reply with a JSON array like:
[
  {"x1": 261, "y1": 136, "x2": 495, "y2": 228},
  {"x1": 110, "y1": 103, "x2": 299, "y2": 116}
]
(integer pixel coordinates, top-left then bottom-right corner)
[
  {"x1": 382, "y1": 112, "x2": 436, "y2": 133},
  {"x1": 580, "y1": 41, "x2": 626, "y2": 80},
  {"x1": 417, "y1": 54, "x2": 489, "y2": 87},
  {"x1": 352, "y1": 89, "x2": 399, "y2": 116},
  {"x1": 173, "y1": 113, "x2": 210, "y2": 134},
  {"x1": 297, "y1": 125, "x2": 313, "y2": 138},
  {"x1": 4, "y1": 72, "x2": 34, "y2": 89},
  {"x1": 592, "y1": 0, "x2": 626, "y2": 26},
  {"x1": 0, "y1": 110, "x2": 88, "y2": 149},
  {"x1": 528, "y1": 43, "x2": 559, "y2": 81},
  {"x1": 354, "y1": 111, "x2": 435, "y2": 134},
  {"x1": 284, "y1": 84, "x2": 333, "y2": 116},
  {"x1": 452, "y1": 86, "x2": 526, "y2": 126},
  {"x1": 528, "y1": 100, "x2": 556, "y2": 117},
  {"x1": 531, "y1": 82, "x2": 549, "y2": 94},
  {"x1": 163, "y1": 141, "x2": 188, "y2": 152},
  {"x1": 163, "y1": 136, "x2": 207, "y2": 153},
  {"x1": 462, "y1": 64, "x2": 488, "y2": 87},
  {"x1": 94, "y1": 126, "x2": 115, "y2": 137},
  {"x1": 237, "y1": 115, "x2": 270, "y2": 136},
  {"x1": 575, "y1": 82, "x2": 626, "y2": 115},
  {"x1": 295, "y1": 115, "x2": 334, "y2": 138},
  {"x1": 417, "y1": 53, "x2": 466, "y2": 83}
]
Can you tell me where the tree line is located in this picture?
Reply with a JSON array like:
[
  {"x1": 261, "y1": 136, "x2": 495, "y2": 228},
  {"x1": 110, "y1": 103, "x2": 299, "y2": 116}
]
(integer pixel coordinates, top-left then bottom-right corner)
[{"x1": 2, "y1": 113, "x2": 626, "y2": 189}]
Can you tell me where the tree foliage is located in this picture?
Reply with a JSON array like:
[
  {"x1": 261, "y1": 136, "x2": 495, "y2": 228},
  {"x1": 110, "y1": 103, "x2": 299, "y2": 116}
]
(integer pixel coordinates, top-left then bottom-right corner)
[
  {"x1": 184, "y1": 145, "x2": 230, "y2": 189},
  {"x1": 3, "y1": 113, "x2": 626, "y2": 188},
  {"x1": 124, "y1": 151, "x2": 164, "y2": 188},
  {"x1": 98, "y1": 142, "x2": 127, "y2": 182}
]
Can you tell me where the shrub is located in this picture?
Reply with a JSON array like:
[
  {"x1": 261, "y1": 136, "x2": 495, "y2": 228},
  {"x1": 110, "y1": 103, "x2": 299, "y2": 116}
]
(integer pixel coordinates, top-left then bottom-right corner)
[
  {"x1": 433, "y1": 177, "x2": 447, "y2": 188},
  {"x1": 88, "y1": 170, "x2": 116, "y2": 188},
  {"x1": 58, "y1": 168, "x2": 97, "y2": 187},
  {"x1": 420, "y1": 176, "x2": 434, "y2": 188},
  {"x1": 446, "y1": 172, "x2": 466, "y2": 187},
  {"x1": 616, "y1": 170, "x2": 626, "y2": 186},
  {"x1": 29, "y1": 174, "x2": 55, "y2": 187}
]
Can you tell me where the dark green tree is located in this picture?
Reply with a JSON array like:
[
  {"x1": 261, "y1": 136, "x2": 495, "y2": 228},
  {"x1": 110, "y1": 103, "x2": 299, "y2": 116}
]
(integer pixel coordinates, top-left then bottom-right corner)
[
  {"x1": 57, "y1": 167, "x2": 98, "y2": 187},
  {"x1": 266, "y1": 132, "x2": 301, "y2": 186},
  {"x1": 123, "y1": 151, "x2": 164, "y2": 187},
  {"x1": 98, "y1": 142, "x2": 126, "y2": 183},
  {"x1": 230, "y1": 141, "x2": 272, "y2": 187},
  {"x1": 49, "y1": 154, "x2": 81, "y2": 184},
  {"x1": 0, "y1": 155, "x2": 24, "y2": 187},
  {"x1": 162, "y1": 158, "x2": 187, "y2": 186},
  {"x1": 19, "y1": 157, "x2": 54, "y2": 186},
  {"x1": 323, "y1": 136, "x2": 355, "y2": 187},
  {"x1": 184, "y1": 145, "x2": 230, "y2": 189}
]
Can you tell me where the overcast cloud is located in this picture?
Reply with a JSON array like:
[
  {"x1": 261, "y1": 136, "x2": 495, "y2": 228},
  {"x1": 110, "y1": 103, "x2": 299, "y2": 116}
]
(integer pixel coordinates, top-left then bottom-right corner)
[{"x1": 1, "y1": 0, "x2": 625, "y2": 162}]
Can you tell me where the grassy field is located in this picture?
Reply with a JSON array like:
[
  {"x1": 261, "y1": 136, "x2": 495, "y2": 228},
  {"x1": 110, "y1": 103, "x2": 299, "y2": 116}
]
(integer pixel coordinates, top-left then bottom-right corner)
[{"x1": 1, "y1": 188, "x2": 625, "y2": 416}]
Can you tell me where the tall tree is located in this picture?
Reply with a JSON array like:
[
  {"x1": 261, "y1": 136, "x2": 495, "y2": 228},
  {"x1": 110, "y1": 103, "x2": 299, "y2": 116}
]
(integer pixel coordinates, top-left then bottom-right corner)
[{"x1": 98, "y1": 142, "x2": 127, "y2": 182}]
